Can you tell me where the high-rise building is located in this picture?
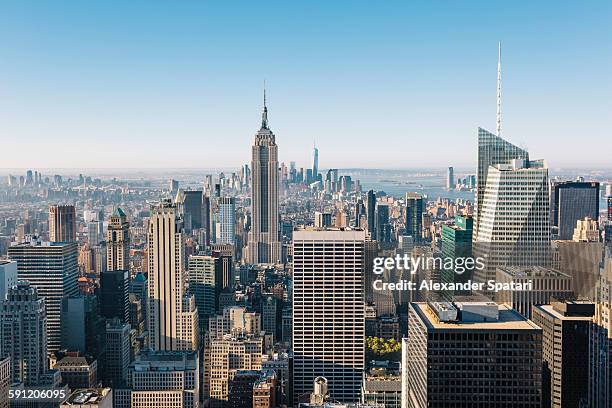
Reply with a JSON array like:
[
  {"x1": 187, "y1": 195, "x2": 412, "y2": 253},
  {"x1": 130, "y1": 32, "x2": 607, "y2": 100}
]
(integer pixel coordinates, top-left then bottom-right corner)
[
  {"x1": 440, "y1": 215, "x2": 473, "y2": 298},
  {"x1": 590, "y1": 250, "x2": 612, "y2": 408},
  {"x1": 202, "y1": 195, "x2": 212, "y2": 246},
  {"x1": 375, "y1": 204, "x2": 390, "y2": 244},
  {"x1": 532, "y1": 300, "x2": 595, "y2": 408},
  {"x1": 61, "y1": 294, "x2": 105, "y2": 360},
  {"x1": 106, "y1": 207, "x2": 130, "y2": 271},
  {"x1": 446, "y1": 166, "x2": 454, "y2": 189},
  {"x1": 496, "y1": 266, "x2": 573, "y2": 318},
  {"x1": 188, "y1": 254, "x2": 222, "y2": 334},
  {"x1": 49, "y1": 204, "x2": 77, "y2": 242},
  {"x1": 87, "y1": 220, "x2": 104, "y2": 245},
  {"x1": 262, "y1": 295, "x2": 277, "y2": 339},
  {"x1": 406, "y1": 301, "x2": 543, "y2": 407},
  {"x1": 312, "y1": 144, "x2": 319, "y2": 183},
  {"x1": 103, "y1": 318, "x2": 131, "y2": 388},
  {"x1": 404, "y1": 193, "x2": 424, "y2": 243},
  {"x1": 8, "y1": 239, "x2": 78, "y2": 354},
  {"x1": 147, "y1": 200, "x2": 198, "y2": 351},
  {"x1": 474, "y1": 128, "x2": 530, "y2": 238},
  {"x1": 551, "y1": 181, "x2": 600, "y2": 240},
  {"x1": 292, "y1": 229, "x2": 365, "y2": 403},
  {"x1": 366, "y1": 190, "x2": 376, "y2": 240},
  {"x1": 217, "y1": 197, "x2": 236, "y2": 245},
  {"x1": 247, "y1": 91, "x2": 281, "y2": 264},
  {"x1": 314, "y1": 212, "x2": 332, "y2": 228},
  {"x1": 473, "y1": 155, "x2": 551, "y2": 298},
  {"x1": 0, "y1": 281, "x2": 47, "y2": 385},
  {"x1": 100, "y1": 269, "x2": 130, "y2": 323},
  {"x1": 181, "y1": 190, "x2": 204, "y2": 232},
  {"x1": 0, "y1": 357, "x2": 9, "y2": 408},
  {"x1": 0, "y1": 260, "x2": 17, "y2": 301}
]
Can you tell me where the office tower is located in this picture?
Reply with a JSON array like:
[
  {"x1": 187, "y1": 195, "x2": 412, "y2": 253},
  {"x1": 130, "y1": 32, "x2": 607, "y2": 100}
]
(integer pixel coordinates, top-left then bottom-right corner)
[
  {"x1": 404, "y1": 193, "x2": 424, "y2": 243},
  {"x1": 202, "y1": 195, "x2": 211, "y2": 246},
  {"x1": 473, "y1": 157, "x2": 551, "y2": 298},
  {"x1": 340, "y1": 175, "x2": 353, "y2": 192},
  {"x1": 474, "y1": 128, "x2": 530, "y2": 239},
  {"x1": 8, "y1": 239, "x2": 78, "y2": 354},
  {"x1": 106, "y1": 207, "x2": 130, "y2": 271},
  {"x1": 147, "y1": 200, "x2": 198, "y2": 351},
  {"x1": 608, "y1": 196, "x2": 612, "y2": 220},
  {"x1": 406, "y1": 301, "x2": 543, "y2": 407},
  {"x1": 103, "y1": 318, "x2": 130, "y2": 388},
  {"x1": 0, "y1": 260, "x2": 17, "y2": 301},
  {"x1": 247, "y1": 91, "x2": 281, "y2": 265},
  {"x1": 496, "y1": 266, "x2": 573, "y2": 318},
  {"x1": 446, "y1": 166, "x2": 454, "y2": 189},
  {"x1": 375, "y1": 204, "x2": 390, "y2": 244},
  {"x1": 60, "y1": 388, "x2": 113, "y2": 408},
  {"x1": 0, "y1": 282, "x2": 47, "y2": 385},
  {"x1": 170, "y1": 179, "x2": 179, "y2": 195},
  {"x1": 100, "y1": 269, "x2": 130, "y2": 323},
  {"x1": 0, "y1": 357, "x2": 8, "y2": 408},
  {"x1": 208, "y1": 336, "x2": 263, "y2": 404},
  {"x1": 210, "y1": 244, "x2": 234, "y2": 289},
  {"x1": 314, "y1": 211, "x2": 332, "y2": 228},
  {"x1": 217, "y1": 197, "x2": 236, "y2": 244},
  {"x1": 54, "y1": 355, "x2": 98, "y2": 389},
  {"x1": 262, "y1": 295, "x2": 277, "y2": 339},
  {"x1": 532, "y1": 300, "x2": 595, "y2": 408},
  {"x1": 366, "y1": 191, "x2": 376, "y2": 240},
  {"x1": 312, "y1": 144, "x2": 319, "y2": 181},
  {"x1": 180, "y1": 190, "x2": 203, "y2": 232},
  {"x1": 440, "y1": 215, "x2": 473, "y2": 297},
  {"x1": 61, "y1": 295, "x2": 105, "y2": 359},
  {"x1": 554, "y1": 220, "x2": 603, "y2": 300},
  {"x1": 292, "y1": 229, "x2": 365, "y2": 403},
  {"x1": 49, "y1": 204, "x2": 76, "y2": 242},
  {"x1": 87, "y1": 220, "x2": 103, "y2": 245},
  {"x1": 551, "y1": 181, "x2": 599, "y2": 239},
  {"x1": 590, "y1": 251, "x2": 612, "y2": 408},
  {"x1": 130, "y1": 272, "x2": 148, "y2": 322},
  {"x1": 188, "y1": 254, "x2": 222, "y2": 333}
]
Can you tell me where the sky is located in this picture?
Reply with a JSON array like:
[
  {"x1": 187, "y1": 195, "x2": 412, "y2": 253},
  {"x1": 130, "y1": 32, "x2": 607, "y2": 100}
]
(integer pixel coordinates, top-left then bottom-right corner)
[{"x1": 0, "y1": 1, "x2": 610, "y2": 170}]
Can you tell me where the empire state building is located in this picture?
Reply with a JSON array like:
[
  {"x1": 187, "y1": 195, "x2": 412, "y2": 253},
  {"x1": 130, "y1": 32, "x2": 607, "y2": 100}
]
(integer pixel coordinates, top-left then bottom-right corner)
[{"x1": 246, "y1": 90, "x2": 281, "y2": 264}]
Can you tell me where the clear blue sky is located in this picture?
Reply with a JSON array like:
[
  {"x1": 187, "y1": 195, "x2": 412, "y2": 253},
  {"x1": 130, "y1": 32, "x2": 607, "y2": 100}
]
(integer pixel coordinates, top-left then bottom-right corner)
[{"x1": 0, "y1": 1, "x2": 610, "y2": 169}]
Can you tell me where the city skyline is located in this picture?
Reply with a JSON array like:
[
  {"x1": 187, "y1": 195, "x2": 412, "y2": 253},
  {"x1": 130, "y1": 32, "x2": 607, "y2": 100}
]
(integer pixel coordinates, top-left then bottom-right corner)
[{"x1": 1, "y1": 2, "x2": 610, "y2": 169}]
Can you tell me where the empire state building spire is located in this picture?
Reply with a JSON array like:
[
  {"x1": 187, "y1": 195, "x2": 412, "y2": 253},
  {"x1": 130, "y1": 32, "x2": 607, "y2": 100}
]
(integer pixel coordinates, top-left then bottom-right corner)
[{"x1": 261, "y1": 82, "x2": 269, "y2": 129}]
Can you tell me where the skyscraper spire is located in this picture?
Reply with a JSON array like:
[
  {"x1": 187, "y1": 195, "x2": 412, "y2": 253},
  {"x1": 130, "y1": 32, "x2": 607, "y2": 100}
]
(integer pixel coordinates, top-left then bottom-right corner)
[
  {"x1": 262, "y1": 80, "x2": 268, "y2": 129},
  {"x1": 496, "y1": 41, "x2": 502, "y2": 136}
]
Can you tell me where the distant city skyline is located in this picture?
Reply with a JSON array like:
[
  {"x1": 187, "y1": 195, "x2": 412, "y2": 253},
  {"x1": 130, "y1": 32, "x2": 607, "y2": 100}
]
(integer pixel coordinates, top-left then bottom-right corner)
[{"x1": 0, "y1": 1, "x2": 610, "y2": 168}]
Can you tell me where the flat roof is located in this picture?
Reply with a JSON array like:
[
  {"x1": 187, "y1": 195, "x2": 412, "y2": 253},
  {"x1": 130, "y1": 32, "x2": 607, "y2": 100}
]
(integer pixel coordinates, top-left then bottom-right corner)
[
  {"x1": 533, "y1": 304, "x2": 594, "y2": 321},
  {"x1": 412, "y1": 302, "x2": 541, "y2": 331}
]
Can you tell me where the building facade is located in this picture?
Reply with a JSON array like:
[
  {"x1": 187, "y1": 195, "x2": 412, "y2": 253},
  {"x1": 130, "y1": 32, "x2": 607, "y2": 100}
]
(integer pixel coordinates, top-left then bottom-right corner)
[{"x1": 292, "y1": 229, "x2": 366, "y2": 403}]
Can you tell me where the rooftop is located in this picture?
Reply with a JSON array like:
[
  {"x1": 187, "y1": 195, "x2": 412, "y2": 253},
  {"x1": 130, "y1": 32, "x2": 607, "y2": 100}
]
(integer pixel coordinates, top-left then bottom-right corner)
[
  {"x1": 412, "y1": 302, "x2": 541, "y2": 331},
  {"x1": 497, "y1": 266, "x2": 571, "y2": 279},
  {"x1": 62, "y1": 388, "x2": 111, "y2": 406}
]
